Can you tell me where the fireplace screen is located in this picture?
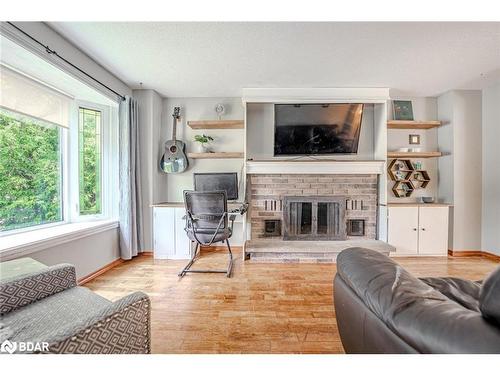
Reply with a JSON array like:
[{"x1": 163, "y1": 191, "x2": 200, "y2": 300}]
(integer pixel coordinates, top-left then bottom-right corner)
[{"x1": 283, "y1": 196, "x2": 346, "y2": 240}]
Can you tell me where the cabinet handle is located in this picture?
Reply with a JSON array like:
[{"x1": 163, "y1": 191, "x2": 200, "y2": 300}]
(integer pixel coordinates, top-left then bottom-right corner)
[
  {"x1": 421, "y1": 228, "x2": 426, "y2": 231},
  {"x1": 413, "y1": 228, "x2": 417, "y2": 231}
]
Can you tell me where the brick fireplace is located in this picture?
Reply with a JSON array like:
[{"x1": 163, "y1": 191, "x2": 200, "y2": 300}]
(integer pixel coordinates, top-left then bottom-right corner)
[{"x1": 248, "y1": 174, "x2": 378, "y2": 241}]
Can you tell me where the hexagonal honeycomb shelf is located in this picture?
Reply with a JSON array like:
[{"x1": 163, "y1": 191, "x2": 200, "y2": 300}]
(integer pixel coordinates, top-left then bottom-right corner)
[
  {"x1": 388, "y1": 158, "x2": 432, "y2": 198},
  {"x1": 392, "y1": 180, "x2": 416, "y2": 198},
  {"x1": 388, "y1": 159, "x2": 414, "y2": 182},
  {"x1": 411, "y1": 170, "x2": 431, "y2": 189}
]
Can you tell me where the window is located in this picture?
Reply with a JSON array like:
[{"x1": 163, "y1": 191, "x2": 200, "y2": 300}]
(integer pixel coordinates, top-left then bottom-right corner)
[
  {"x1": 0, "y1": 72, "x2": 117, "y2": 235},
  {"x1": 78, "y1": 107, "x2": 102, "y2": 215},
  {"x1": 0, "y1": 109, "x2": 63, "y2": 231}
]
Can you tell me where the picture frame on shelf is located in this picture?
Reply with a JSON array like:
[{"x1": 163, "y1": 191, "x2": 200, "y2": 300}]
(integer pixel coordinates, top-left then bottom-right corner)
[
  {"x1": 392, "y1": 100, "x2": 414, "y2": 121},
  {"x1": 409, "y1": 134, "x2": 420, "y2": 145}
]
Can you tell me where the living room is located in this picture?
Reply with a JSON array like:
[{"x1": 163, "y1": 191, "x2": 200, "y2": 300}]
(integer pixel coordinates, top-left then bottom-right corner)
[{"x1": 1, "y1": 1, "x2": 500, "y2": 371}]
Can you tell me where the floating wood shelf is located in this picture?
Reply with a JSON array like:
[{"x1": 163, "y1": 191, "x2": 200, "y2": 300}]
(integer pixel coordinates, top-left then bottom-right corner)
[
  {"x1": 387, "y1": 151, "x2": 443, "y2": 158},
  {"x1": 387, "y1": 120, "x2": 442, "y2": 129},
  {"x1": 187, "y1": 152, "x2": 244, "y2": 159},
  {"x1": 187, "y1": 120, "x2": 244, "y2": 129}
]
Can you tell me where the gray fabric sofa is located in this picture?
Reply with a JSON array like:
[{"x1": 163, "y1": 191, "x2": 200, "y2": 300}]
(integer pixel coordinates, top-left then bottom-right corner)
[
  {"x1": 0, "y1": 263, "x2": 151, "y2": 354},
  {"x1": 334, "y1": 248, "x2": 500, "y2": 354}
]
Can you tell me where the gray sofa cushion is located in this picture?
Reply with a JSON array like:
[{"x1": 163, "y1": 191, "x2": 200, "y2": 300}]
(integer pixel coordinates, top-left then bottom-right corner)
[
  {"x1": 419, "y1": 277, "x2": 482, "y2": 312},
  {"x1": 480, "y1": 266, "x2": 500, "y2": 324},
  {"x1": 1, "y1": 286, "x2": 111, "y2": 343}
]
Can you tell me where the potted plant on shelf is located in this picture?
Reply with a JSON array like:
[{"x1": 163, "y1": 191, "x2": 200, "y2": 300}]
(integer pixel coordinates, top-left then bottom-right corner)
[{"x1": 193, "y1": 134, "x2": 214, "y2": 153}]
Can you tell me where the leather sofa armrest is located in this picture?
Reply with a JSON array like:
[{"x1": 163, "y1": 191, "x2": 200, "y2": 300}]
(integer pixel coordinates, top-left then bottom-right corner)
[
  {"x1": 0, "y1": 264, "x2": 77, "y2": 315},
  {"x1": 46, "y1": 291, "x2": 151, "y2": 354}
]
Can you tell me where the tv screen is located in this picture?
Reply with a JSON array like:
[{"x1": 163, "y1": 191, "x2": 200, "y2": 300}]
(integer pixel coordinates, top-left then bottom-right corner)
[
  {"x1": 274, "y1": 103, "x2": 364, "y2": 156},
  {"x1": 193, "y1": 173, "x2": 238, "y2": 201}
]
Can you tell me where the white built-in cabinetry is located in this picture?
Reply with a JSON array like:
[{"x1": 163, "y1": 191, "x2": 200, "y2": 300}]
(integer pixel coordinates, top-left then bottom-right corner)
[
  {"x1": 153, "y1": 205, "x2": 192, "y2": 259},
  {"x1": 388, "y1": 204, "x2": 450, "y2": 256}
]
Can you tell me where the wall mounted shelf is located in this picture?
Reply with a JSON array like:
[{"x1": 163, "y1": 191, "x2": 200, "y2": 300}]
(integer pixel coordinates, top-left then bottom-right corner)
[
  {"x1": 187, "y1": 120, "x2": 244, "y2": 129},
  {"x1": 387, "y1": 151, "x2": 443, "y2": 158},
  {"x1": 387, "y1": 120, "x2": 442, "y2": 129},
  {"x1": 187, "y1": 152, "x2": 244, "y2": 159}
]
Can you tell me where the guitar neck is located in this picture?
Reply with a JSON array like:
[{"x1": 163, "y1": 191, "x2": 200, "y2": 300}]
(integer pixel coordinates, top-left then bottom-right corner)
[
  {"x1": 172, "y1": 116, "x2": 177, "y2": 142},
  {"x1": 171, "y1": 107, "x2": 180, "y2": 143}
]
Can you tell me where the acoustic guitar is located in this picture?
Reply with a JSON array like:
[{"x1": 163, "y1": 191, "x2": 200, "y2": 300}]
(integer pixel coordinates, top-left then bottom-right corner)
[{"x1": 160, "y1": 107, "x2": 189, "y2": 173}]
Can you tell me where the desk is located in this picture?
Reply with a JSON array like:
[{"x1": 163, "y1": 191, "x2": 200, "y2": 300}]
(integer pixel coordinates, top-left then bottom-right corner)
[{"x1": 151, "y1": 202, "x2": 246, "y2": 259}]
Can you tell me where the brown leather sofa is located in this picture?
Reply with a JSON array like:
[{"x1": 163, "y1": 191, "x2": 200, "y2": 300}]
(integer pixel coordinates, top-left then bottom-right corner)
[{"x1": 334, "y1": 248, "x2": 500, "y2": 353}]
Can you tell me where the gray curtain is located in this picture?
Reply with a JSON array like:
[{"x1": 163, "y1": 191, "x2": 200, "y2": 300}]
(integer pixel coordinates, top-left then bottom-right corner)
[{"x1": 119, "y1": 96, "x2": 143, "y2": 259}]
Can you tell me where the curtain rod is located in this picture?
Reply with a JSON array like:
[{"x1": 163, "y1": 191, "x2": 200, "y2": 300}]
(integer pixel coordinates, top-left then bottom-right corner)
[{"x1": 6, "y1": 22, "x2": 127, "y2": 101}]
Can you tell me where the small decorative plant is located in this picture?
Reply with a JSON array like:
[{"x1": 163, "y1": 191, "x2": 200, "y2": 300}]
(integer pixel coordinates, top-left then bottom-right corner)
[{"x1": 194, "y1": 134, "x2": 214, "y2": 152}]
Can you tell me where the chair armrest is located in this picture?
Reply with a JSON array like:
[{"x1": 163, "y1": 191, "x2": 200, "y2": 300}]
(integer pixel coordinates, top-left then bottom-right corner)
[
  {"x1": 47, "y1": 291, "x2": 151, "y2": 354},
  {"x1": 0, "y1": 264, "x2": 77, "y2": 315}
]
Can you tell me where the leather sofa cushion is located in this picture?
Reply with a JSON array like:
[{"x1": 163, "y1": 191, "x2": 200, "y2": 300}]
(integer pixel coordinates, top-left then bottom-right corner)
[
  {"x1": 419, "y1": 277, "x2": 481, "y2": 312},
  {"x1": 336, "y1": 248, "x2": 500, "y2": 353},
  {"x1": 479, "y1": 266, "x2": 500, "y2": 324}
]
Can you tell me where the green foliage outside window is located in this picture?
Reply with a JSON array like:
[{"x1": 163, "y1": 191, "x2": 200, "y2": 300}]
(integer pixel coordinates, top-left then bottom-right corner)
[
  {"x1": 0, "y1": 110, "x2": 62, "y2": 231},
  {"x1": 79, "y1": 108, "x2": 102, "y2": 215}
]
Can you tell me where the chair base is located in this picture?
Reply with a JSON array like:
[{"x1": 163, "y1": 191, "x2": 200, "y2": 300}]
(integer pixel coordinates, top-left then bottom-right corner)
[{"x1": 178, "y1": 241, "x2": 233, "y2": 278}]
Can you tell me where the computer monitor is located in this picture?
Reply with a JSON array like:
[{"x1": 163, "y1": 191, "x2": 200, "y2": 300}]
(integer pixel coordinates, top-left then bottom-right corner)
[{"x1": 193, "y1": 172, "x2": 238, "y2": 201}]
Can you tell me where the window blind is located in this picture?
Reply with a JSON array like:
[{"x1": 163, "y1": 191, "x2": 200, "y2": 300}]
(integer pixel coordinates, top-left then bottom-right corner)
[{"x1": 0, "y1": 65, "x2": 71, "y2": 128}]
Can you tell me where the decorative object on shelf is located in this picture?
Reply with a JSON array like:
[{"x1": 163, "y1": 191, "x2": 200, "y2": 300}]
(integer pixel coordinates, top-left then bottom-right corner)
[
  {"x1": 409, "y1": 134, "x2": 420, "y2": 145},
  {"x1": 388, "y1": 158, "x2": 431, "y2": 197},
  {"x1": 215, "y1": 103, "x2": 225, "y2": 120},
  {"x1": 417, "y1": 196, "x2": 435, "y2": 204},
  {"x1": 392, "y1": 180, "x2": 415, "y2": 198},
  {"x1": 193, "y1": 134, "x2": 214, "y2": 153},
  {"x1": 388, "y1": 159, "x2": 414, "y2": 182},
  {"x1": 392, "y1": 100, "x2": 414, "y2": 121},
  {"x1": 411, "y1": 170, "x2": 430, "y2": 189},
  {"x1": 160, "y1": 107, "x2": 189, "y2": 174}
]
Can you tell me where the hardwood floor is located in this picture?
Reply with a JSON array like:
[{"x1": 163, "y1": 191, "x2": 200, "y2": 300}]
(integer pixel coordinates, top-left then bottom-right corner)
[{"x1": 85, "y1": 248, "x2": 499, "y2": 354}]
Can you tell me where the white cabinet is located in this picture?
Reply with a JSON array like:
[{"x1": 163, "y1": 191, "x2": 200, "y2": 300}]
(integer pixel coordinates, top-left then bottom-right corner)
[
  {"x1": 153, "y1": 206, "x2": 192, "y2": 259},
  {"x1": 388, "y1": 205, "x2": 449, "y2": 256}
]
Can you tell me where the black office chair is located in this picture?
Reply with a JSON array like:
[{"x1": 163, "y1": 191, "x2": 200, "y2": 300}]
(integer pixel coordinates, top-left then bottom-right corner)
[{"x1": 178, "y1": 190, "x2": 236, "y2": 278}]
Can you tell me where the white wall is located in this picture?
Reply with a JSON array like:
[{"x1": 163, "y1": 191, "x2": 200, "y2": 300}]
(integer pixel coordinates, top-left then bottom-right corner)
[
  {"x1": 437, "y1": 90, "x2": 482, "y2": 251},
  {"x1": 246, "y1": 103, "x2": 375, "y2": 160},
  {"x1": 162, "y1": 97, "x2": 245, "y2": 202},
  {"x1": 482, "y1": 83, "x2": 500, "y2": 255},
  {"x1": 387, "y1": 97, "x2": 439, "y2": 203},
  {"x1": 25, "y1": 229, "x2": 120, "y2": 280}
]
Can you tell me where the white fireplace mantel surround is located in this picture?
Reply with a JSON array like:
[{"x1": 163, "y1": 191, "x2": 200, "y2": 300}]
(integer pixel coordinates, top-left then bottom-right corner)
[{"x1": 246, "y1": 160, "x2": 385, "y2": 175}]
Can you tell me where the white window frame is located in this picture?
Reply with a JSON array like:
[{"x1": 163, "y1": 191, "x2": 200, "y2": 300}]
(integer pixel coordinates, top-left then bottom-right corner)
[
  {"x1": 70, "y1": 100, "x2": 109, "y2": 222},
  {"x1": 0, "y1": 100, "x2": 119, "y2": 236}
]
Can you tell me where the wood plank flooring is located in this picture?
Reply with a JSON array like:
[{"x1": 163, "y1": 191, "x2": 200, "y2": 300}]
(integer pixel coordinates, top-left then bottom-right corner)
[{"x1": 85, "y1": 248, "x2": 499, "y2": 354}]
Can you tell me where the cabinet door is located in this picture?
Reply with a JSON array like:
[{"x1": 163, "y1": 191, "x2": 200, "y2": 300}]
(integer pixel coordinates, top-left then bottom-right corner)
[
  {"x1": 174, "y1": 207, "x2": 191, "y2": 259},
  {"x1": 388, "y1": 207, "x2": 419, "y2": 255},
  {"x1": 418, "y1": 207, "x2": 449, "y2": 255},
  {"x1": 153, "y1": 208, "x2": 176, "y2": 259}
]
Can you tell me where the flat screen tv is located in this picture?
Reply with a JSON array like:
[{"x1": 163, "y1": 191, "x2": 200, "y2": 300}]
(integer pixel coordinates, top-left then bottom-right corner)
[
  {"x1": 274, "y1": 103, "x2": 364, "y2": 156},
  {"x1": 193, "y1": 172, "x2": 238, "y2": 201}
]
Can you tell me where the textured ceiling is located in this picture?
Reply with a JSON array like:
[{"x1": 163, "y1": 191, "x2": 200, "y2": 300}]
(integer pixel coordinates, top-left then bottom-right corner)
[{"x1": 48, "y1": 22, "x2": 500, "y2": 98}]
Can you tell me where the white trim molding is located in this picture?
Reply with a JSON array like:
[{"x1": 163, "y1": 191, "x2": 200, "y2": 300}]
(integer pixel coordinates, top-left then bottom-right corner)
[
  {"x1": 0, "y1": 220, "x2": 119, "y2": 261},
  {"x1": 242, "y1": 87, "x2": 390, "y2": 104},
  {"x1": 246, "y1": 160, "x2": 386, "y2": 175}
]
